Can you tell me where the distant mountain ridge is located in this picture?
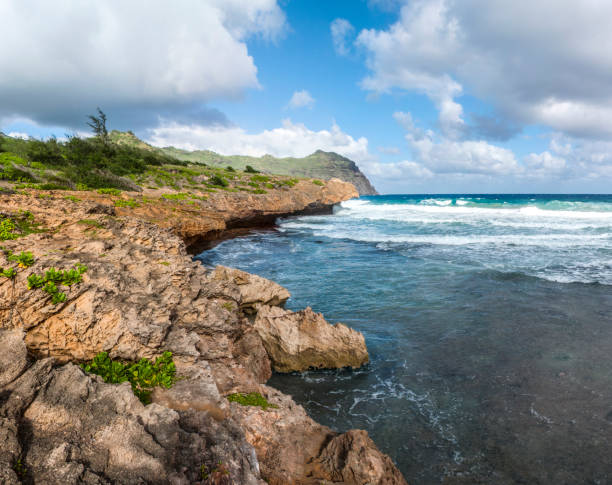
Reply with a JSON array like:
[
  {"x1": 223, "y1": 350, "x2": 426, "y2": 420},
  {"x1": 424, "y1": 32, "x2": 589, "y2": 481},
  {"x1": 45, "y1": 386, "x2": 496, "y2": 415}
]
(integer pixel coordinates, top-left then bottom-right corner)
[{"x1": 110, "y1": 131, "x2": 377, "y2": 195}]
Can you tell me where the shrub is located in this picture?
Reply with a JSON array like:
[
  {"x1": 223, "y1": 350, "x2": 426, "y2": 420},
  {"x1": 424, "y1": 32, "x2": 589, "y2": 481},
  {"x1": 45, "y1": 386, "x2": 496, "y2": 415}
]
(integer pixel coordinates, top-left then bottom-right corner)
[
  {"x1": 312, "y1": 179, "x2": 324, "y2": 186},
  {"x1": 244, "y1": 165, "x2": 259, "y2": 173},
  {"x1": 81, "y1": 351, "x2": 176, "y2": 404},
  {"x1": 225, "y1": 166, "x2": 235, "y2": 172},
  {"x1": 209, "y1": 175, "x2": 228, "y2": 187}
]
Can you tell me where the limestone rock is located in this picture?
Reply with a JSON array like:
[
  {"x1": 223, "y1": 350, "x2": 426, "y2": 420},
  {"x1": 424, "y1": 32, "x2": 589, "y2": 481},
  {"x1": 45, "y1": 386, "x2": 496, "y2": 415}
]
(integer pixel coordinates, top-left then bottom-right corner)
[
  {"x1": 0, "y1": 331, "x2": 265, "y2": 485},
  {"x1": 253, "y1": 305, "x2": 369, "y2": 372},
  {"x1": 0, "y1": 329, "x2": 27, "y2": 387},
  {"x1": 312, "y1": 430, "x2": 409, "y2": 485},
  {"x1": 230, "y1": 385, "x2": 406, "y2": 485},
  {"x1": 210, "y1": 265, "x2": 291, "y2": 312}
]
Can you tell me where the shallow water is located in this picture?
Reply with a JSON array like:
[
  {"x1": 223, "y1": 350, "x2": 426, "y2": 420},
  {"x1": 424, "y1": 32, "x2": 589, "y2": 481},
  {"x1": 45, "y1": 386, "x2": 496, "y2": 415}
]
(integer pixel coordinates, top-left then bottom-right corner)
[{"x1": 197, "y1": 194, "x2": 612, "y2": 484}]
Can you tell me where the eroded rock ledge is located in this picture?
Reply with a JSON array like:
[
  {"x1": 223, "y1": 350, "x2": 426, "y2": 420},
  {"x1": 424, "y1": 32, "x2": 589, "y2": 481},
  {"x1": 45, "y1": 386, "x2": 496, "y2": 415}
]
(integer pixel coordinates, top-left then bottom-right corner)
[{"x1": 0, "y1": 187, "x2": 406, "y2": 484}]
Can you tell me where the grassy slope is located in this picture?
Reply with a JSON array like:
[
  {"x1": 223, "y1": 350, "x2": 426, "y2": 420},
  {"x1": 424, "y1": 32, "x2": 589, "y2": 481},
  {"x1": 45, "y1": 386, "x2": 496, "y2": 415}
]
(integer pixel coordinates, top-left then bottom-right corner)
[
  {"x1": 0, "y1": 132, "x2": 307, "y2": 196},
  {"x1": 111, "y1": 131, "x2": 377, "y2": 195}
]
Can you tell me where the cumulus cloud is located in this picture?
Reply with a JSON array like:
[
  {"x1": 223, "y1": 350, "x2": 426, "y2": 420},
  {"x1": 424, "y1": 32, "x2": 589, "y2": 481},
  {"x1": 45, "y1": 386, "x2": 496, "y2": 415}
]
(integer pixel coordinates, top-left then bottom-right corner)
[
  {"x1": 378, "y1": 146, "x2": 400, "y2": 154},
  {"x1": 287, "y1": 90, "x2": 315, "y2": 109},
  {"x1": 330, "y1": 18, "x2": 355, "y2": 56},
  {"x1": 146, "y1": 119, "x2": 371, "y2": 162},
  {"x1": 524, "y1": 151, "x2": 567, "y2": 178},
  {"x1": 362, "y1": 159, "x2": 433, "y2": 179},
  {"x1": 356, "y1": 0, "x2": 612, "y2": 140},
  {"x1": 0, "y1": 0, "x2": 286, "y2": 129}
]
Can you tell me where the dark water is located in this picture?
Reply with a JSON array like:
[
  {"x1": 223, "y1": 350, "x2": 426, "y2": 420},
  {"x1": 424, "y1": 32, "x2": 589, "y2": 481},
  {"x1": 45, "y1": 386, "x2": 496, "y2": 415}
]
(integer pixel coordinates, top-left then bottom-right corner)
[{"x1": 196, "y1": 195, "x2": 612, "y2": 484}]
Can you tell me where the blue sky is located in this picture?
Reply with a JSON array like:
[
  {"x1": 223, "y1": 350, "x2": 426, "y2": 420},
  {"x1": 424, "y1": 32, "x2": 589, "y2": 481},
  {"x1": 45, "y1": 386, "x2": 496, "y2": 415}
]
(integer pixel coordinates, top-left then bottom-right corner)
[{"x1": 2, "y1": 0, "x2": 612, "y2": 193}]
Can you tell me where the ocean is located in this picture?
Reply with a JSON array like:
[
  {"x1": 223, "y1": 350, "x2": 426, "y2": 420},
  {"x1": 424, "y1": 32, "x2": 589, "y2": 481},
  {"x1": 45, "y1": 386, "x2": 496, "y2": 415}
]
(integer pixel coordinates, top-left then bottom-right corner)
[{"x1": 196, "y1": 194, "x2": 612, "y2": 484}]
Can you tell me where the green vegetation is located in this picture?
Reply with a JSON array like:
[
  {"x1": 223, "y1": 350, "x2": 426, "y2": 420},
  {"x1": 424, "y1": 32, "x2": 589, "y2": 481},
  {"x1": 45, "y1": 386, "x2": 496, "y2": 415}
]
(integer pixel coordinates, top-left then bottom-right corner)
[
  {"x1": 209, "y1": 175, "x2": 228, "y2": 187},
  {"x1": 0, "y1": 212, "x2": 42, "y2": 241},
  {"x1": 0, "y1": 125, "x2": 349, "y2": 196},
  {"x1": 226, "y1": 392, "x2": 278, "y2": 410},
  {"x1": 27, "y1": 264, "x2": 87, "y2": 305},
  {"x1": 77, "y1": 219, "x2": 103, "y2": 229},
  {"x1": 114, "y1": 198, "x2": 139, "y2": 208},
  {"x1": 81, "y1": 351, "x2": 177, "y2": 404},
  {"x1": 221, "y1": 302, "x2": 234, "y2": 311},
  {"x1": 12, "y1": 459, "x2": 27, "y2": 479},
  {"x1": 97, "y1": 188, "x2": 121, "y2": 196},
  {"x1": 312, "y1": 179, "x2": 324, "y2": 186},
  {"x1": 7, "y1": 251, "x2": 35, "y2": 268},
  {"x1": 161, "y1": 192, "x2": 189, "y2": 200},
  {"x1": 1, "y1": 267, "x2": 17, "y2": 279}
]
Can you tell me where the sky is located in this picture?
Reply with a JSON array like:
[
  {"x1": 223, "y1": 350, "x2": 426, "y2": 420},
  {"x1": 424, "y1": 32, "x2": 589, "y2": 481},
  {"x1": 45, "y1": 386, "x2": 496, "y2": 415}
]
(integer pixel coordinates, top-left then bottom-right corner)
[{"x1": 2, "y1": 0, "x2": 612, "y2": 194}]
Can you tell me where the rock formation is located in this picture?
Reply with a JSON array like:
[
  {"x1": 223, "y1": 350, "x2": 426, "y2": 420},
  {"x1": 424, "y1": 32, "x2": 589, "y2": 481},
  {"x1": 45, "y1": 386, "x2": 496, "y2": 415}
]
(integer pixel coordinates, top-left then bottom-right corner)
[
  {"x1": 254, "y1": 305, "x2": 369, "y2": 372},
  {"x1": 0, "y1": 186, "x2": 407, "y2": 484}
]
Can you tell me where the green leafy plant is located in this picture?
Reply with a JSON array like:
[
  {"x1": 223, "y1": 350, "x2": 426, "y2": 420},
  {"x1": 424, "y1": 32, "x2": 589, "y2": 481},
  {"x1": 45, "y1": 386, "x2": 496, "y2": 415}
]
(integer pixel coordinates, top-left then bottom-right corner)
[
  {"x1": 0, "y1": 218, "x2": 18, "y2": 240},
  {"x1": 6, "y1": 250, "x2": 35, "y2": 268},
  {"x1": 27, "y1": 264, "x2": 87, "y2": 304},
  {"x1": 81, "y1": 351, "x2": 176, "y2": 404},
  {"x1": 226, "y1": 392, "x2": 278, "y2": 410},
  {"x1": 312, "y1": 179, "x2": 324, "y2": 186},
  {"x1": 64, "y1": 195, "x2": 81, "y2": 202},
  {"x1": 1, "y1": 267, "x2": 17, "y2": 279},
  {"x1": 225, "y1": 166, "x2": 235, "y2": 172},
  {"x1": 244, "y1": 165, "x2": 259, "y2": 173}
]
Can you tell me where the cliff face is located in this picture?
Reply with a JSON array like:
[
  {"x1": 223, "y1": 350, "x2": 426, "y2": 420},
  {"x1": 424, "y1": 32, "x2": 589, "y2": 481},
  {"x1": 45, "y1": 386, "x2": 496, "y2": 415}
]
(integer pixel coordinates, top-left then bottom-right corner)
[{"x1": 0, "y1": 186, "x2": 406, "y2": 484}]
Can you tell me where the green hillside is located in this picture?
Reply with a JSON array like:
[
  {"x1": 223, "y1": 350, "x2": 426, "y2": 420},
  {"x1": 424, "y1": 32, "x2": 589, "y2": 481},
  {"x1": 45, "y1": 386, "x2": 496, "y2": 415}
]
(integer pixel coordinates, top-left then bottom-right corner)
[{"x1": 110, "y1": 131, "x2": 377, "y2": 195}]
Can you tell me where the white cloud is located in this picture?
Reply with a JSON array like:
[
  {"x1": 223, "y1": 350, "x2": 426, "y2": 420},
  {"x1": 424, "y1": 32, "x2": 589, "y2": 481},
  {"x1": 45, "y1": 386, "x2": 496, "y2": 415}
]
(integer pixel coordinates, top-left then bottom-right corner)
[
  {"x1": 356, "y1": 0, "x2": 612, "y2": 139},
  {"x1": 362, "y1": 159, "x2": 433, "y2": 179},
  {"x1": 146, "y1": 119, "x2": 371, "y2": 162},
  {"x1": 287, "y1": 90, "x2": 315, "y2": 109},
  {"x1": 331, "y1": 18, "x2": 355, "y2": 56},
  {"x1": 524, "y1": 151, "x2": 567, "y2": 178},
  {"x1": 0, "y1": 0, "x2": 286, "y2": 128}
]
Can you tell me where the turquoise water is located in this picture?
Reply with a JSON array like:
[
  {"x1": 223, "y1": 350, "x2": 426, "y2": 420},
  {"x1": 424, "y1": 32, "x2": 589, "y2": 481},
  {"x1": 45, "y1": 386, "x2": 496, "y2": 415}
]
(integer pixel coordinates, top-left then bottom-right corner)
[{"x1": 197, "y1": 194, "x2": 612, "y2": 484}]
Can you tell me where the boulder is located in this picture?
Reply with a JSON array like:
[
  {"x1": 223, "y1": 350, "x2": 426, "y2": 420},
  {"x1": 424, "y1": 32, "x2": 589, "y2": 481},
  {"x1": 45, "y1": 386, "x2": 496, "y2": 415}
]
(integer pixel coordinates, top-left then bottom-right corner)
[
  {"x1": 210, "y1": 265, "x2": 290, "y2": 312},
  {"x1": 253, "y1": 305, "x2": 369, "y2": 372},
  {"x1": 312, "y1": 430, "x2": 409, "y2": 485}
]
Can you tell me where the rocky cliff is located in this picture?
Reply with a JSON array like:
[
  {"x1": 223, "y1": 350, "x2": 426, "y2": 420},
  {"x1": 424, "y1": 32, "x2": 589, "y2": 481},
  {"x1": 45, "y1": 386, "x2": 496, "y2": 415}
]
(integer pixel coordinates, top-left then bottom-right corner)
[{"x1": 0, "y1": 185, "x2": 406, "y2": 484}]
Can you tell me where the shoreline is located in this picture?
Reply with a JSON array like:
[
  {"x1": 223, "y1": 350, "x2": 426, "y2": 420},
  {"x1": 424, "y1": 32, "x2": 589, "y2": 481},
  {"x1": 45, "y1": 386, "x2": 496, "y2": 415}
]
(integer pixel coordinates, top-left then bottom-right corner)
[{"x1": 0, "y1": 183, "x2": 407, "y2": 484}]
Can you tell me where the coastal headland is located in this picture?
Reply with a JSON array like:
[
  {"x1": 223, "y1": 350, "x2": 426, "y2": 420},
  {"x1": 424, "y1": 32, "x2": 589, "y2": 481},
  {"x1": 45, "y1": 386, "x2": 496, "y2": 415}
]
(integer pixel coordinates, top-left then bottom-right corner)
[{"x1": 0, "y1": 179, "x2": 407, "y2": 484}]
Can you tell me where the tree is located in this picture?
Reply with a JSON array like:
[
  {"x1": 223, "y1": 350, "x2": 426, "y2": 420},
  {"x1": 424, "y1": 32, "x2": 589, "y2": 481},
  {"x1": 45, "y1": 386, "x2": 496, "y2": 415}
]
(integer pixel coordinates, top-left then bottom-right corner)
[{"x1": 87, "y1": 108, "x2": 109, "y2": 145}]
